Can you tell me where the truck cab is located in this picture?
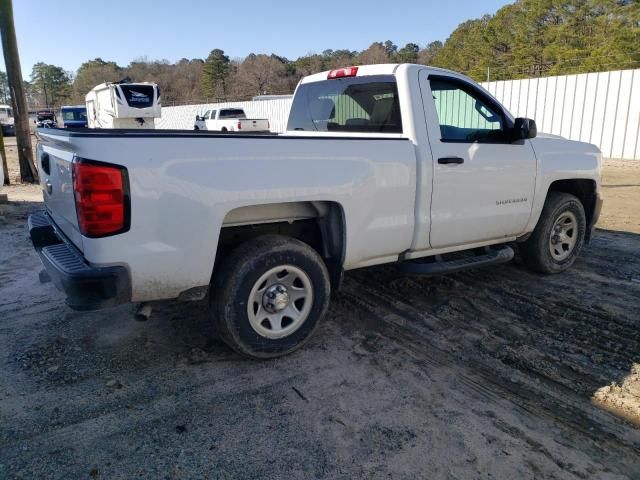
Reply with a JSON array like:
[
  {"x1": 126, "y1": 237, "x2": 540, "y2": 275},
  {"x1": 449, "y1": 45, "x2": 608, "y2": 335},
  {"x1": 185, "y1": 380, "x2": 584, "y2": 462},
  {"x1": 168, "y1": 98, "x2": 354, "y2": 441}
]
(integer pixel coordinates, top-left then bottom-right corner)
[{"x1": 61, "y1": 105, "x2": 88, "y2": 128}]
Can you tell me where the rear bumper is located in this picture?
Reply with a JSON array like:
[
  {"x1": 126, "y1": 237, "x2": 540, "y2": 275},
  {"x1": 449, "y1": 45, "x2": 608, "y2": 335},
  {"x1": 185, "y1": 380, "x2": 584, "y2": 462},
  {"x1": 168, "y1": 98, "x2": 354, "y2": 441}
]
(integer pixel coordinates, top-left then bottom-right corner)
[{"x1": 28, "y1": 211, "x2": 131, "y2": 311}]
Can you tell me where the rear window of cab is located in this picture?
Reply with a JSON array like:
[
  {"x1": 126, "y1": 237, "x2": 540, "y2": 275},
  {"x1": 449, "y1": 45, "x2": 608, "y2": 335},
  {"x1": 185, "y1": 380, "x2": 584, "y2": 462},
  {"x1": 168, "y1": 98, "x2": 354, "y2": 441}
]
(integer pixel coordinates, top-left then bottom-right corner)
[{"x1": 287, "y1": 75, "x2": 402, "y2": 133}]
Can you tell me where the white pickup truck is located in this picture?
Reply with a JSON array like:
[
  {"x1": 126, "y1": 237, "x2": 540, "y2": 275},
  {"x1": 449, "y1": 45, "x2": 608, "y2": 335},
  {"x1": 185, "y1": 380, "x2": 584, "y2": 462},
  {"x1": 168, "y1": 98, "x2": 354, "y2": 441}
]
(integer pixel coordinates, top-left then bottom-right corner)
[
  {"x1": 31, "y1": 63, "x2": 602, "y2": 359},
  {"x1": 193, "y1": 107, "x2": 270, "y2": 132}
]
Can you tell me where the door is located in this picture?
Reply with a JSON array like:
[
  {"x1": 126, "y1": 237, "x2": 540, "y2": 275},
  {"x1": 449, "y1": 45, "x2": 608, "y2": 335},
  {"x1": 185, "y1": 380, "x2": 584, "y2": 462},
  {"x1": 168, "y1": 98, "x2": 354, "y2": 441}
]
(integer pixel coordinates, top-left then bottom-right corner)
[
  {"x1": 419, "y1": 71, "x2": 537, "y2": 249},
  {"x1": 205, "y1": 110, "x2": 218, "y2": 130}
]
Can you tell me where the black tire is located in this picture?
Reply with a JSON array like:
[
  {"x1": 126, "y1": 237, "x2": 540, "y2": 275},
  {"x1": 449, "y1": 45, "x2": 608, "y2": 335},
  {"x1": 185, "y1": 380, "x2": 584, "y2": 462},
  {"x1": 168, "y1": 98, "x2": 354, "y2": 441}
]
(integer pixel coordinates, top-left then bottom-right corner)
[
  {"x1": 194, "y1": 125, "x2": 199, "y2": 130},
  {"x1": 211, "y1": 235, "x2": 331, "y2": 359},
  {"x1": 221, "y1": 127, "x2": 228, "y2": 132},
  {"x1": 520, "y1": 192, "x2": 586, "y2": 274}
]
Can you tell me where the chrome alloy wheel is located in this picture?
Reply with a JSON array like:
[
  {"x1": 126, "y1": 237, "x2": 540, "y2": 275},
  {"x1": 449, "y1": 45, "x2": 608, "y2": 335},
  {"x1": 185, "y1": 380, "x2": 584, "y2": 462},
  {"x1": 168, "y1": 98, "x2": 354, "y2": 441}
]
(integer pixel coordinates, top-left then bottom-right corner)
[
  {"x1": 247, "y1": 265, "x2": 313, "y2": 339},
  {"x1": 549, "y1": 211, "x2": 578, "y2": 261}
]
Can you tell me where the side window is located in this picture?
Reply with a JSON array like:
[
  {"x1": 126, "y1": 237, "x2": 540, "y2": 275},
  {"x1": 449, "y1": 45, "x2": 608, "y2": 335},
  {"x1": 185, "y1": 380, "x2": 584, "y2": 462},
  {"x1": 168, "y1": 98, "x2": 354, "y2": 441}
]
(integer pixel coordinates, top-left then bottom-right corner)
[
  {"x1": 203, "y1": 110, "x2": 211, "y2": 120},
  {"x1": 429, "y1": 78, "x2": 506, "y2": 142},
  {"x1": 210, "y1": 110, "x2": 217, "y2": 119}
]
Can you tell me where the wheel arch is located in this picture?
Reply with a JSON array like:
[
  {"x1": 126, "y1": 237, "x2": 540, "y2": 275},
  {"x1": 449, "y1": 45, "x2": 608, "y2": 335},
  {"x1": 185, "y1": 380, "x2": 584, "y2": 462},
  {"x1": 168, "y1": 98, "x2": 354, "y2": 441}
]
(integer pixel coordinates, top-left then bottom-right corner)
[
  {"x1": 546, "y1": 179, "x2": 598, "y2": 241},
  {"x1": 215, "y1": 201, "x2": 346, "y2": 290}
]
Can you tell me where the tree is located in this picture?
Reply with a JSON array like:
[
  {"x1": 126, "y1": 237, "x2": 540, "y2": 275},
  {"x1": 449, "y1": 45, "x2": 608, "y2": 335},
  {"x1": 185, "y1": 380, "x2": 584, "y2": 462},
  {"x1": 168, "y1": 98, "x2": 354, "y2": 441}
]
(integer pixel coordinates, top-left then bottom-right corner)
[
  {"x1": 417, "y1": 41, "x2": 443, "y2": 65},
  {"x1": 383, "y1": 40, "x2": 398, "y2": 57},
  {"x1": 73, "y1": 58, "x2": 122, "y2": 102},
  {"x1": 126, "y1": 57, "x2": 189, "y2": 105},
  {"x1": 0, "y1": 0, "x2": 37, "y2": 183},
  {"x1": 230, "y1": 54, "x2": 289, "y2": 98},
  {"x1": 171, "y1": 58, "x2": 204, "y2": 104},
  {"x1": 30, "y1": 62, "x2": 72, "y2": 107},
  {"x1": 430, "y1": 0, "x2": 640, "y2": 82},
  {"x1": 397, "y1": 43, "x2": 420, "y2": 63},
  {"x1": 202, "y1": 49, "x2": 230, "y2": 100},
  {"x1": 357, "y1": 42, "x2": 390, "y2": 64},
  {"x1": 431, "y1": 16, "x2": 492, "y2": 79}
]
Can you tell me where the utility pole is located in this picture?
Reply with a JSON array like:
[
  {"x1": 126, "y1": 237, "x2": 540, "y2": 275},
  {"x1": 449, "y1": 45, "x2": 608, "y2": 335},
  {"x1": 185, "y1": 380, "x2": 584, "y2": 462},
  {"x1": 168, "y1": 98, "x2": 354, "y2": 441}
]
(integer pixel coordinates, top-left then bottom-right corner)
[{"x1": 0, "y1": 0, "x2": 38, "y2": 183}]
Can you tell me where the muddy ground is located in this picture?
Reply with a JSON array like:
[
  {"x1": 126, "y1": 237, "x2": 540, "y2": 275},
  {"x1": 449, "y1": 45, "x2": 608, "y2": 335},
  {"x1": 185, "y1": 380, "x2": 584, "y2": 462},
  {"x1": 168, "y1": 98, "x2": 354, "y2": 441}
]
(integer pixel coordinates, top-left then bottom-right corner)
[{"x1": 1, "y1": 137, "x2": 640, "y2": 479}]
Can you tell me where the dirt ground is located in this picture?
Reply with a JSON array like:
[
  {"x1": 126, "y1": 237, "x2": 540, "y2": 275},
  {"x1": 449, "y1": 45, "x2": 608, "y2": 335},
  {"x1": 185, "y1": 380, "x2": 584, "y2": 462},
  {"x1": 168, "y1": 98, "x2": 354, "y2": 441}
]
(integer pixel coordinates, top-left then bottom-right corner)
[{"x1": 1, "y1": 137, "x2": 640, "y2": 479}]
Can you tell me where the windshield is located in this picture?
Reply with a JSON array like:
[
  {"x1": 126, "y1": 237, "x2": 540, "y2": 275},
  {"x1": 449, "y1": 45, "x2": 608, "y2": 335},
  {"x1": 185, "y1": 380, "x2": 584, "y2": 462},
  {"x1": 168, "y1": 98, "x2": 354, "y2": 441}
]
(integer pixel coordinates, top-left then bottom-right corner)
[
  {"x1": 0, "y1": 107, "x2": 12, "y2": 117},
  {"x1": 219, "y1": 109, "x2": 246, "y2": 119},
  {"x1": 37, "y1": 112, "x2": 54, "y2": 121},
  {"x1": 62, "y1": 109, "x2": 87, "y2": 121},
  {"x1": 287, "y1": 75, "x2": 402, "y2": 133}
]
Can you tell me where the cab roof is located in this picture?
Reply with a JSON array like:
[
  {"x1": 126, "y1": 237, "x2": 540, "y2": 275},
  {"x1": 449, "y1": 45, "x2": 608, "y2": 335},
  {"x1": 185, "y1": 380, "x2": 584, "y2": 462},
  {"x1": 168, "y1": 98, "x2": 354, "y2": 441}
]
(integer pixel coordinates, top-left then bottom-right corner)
[{"x1": 299, "y1": 63, "x2": 464, "y2": 85}]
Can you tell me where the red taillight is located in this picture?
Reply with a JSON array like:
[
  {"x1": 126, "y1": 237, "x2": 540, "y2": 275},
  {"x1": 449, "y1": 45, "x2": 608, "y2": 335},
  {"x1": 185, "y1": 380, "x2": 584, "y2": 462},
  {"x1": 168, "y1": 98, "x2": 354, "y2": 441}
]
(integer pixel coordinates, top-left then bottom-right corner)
[
  {"x1": 237, "y1": 121, "x2": 242, "y2": 130},
  {"x1": 327, "y1": 67, "x2": 359, "y2": 79},
  {"x1": 73, "y1": 161, "x2": 128, "y2": 237}
]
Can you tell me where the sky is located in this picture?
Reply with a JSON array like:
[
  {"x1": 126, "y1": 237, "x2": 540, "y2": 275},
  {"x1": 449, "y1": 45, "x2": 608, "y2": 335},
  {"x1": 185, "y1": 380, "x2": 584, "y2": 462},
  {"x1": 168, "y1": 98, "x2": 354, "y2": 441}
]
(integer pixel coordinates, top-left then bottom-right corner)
[{"x1": 2, "y1": 0, "x2": 510, "y2": 78}]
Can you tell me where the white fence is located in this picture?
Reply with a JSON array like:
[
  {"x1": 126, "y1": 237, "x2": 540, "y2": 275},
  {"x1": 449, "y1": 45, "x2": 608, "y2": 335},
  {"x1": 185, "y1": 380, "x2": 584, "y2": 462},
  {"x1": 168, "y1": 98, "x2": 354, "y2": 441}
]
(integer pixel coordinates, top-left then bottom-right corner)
[
  {"x1": 157, "y1": 68, "x2": 640, "y2": 160},
  {"x1": 482, "y1": 69, "x2": 640, "y2": 160},
  {"x1": 157, "y1": 98, "x2": 293, "y2": 133}
]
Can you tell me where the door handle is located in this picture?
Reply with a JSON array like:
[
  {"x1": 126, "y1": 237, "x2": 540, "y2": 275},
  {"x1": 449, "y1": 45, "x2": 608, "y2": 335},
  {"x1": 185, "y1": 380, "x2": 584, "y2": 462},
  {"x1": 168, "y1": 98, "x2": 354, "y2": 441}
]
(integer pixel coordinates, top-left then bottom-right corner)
[{"x1": 438, "y1": 157, "x2": 464, "y2": 165}]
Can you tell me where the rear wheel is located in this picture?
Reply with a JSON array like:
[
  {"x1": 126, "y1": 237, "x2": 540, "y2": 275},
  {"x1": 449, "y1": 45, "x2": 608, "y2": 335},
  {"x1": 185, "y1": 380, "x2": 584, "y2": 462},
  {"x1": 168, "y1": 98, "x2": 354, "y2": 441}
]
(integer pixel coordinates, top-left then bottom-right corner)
[
  {"x1": 520, "y1": 192, "x2": 586, "y2": 274},
  {"x1": 211, "y1": 235, "x2": 330, "y2": 359}
]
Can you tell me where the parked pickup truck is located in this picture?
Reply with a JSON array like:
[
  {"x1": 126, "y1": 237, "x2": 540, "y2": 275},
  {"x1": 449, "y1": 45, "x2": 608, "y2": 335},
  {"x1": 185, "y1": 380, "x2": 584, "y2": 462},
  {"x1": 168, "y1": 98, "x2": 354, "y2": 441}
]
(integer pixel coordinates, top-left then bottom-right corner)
[
  {"x1": 193, "y1": 107, "x2": 270, "y2": 132},
  {"x1": 30, "y1": 63, "x2": 602, "y2": 359}
]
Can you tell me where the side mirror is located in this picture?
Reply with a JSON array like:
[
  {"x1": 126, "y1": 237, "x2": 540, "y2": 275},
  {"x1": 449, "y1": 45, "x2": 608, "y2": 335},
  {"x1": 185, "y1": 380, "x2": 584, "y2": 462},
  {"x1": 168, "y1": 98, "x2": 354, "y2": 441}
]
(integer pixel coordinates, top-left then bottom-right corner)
[
  {"x1": 512, "y1": 117, "x2": 537, "y2": 141},
  {"x1": 195, "y1": 115, "x2": 203, "y2": 121}
]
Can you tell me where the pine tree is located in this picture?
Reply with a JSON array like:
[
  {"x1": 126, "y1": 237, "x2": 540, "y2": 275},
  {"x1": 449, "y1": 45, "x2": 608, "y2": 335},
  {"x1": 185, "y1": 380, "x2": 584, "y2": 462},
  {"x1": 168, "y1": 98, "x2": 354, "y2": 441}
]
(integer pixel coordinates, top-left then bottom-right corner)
[{"x1": 202, "y1": 49, "x2": 230, "y2": 101}]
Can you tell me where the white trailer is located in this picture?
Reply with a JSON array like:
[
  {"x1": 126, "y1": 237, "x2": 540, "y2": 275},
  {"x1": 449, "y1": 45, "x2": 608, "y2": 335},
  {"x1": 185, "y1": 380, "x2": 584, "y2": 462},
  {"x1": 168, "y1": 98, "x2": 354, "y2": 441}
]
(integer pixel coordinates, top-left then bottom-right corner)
[
  {"x1": 0, "y1": 104, "x2": 13, "y2": 124},
  {"x1": 85, "y1": 82, "x2": 161, "y2": 129},
  {"x1": 0, "y1": 104, "x2": 15, "y2": 136}
]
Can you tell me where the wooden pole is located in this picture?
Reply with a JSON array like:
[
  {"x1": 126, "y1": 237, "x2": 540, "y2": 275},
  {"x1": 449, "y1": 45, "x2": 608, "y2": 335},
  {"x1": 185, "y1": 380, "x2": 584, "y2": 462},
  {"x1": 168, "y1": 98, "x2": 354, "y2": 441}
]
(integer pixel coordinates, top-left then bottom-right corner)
[{"x1": 0, "y1": 0, "x2": 38, "y2": 183}]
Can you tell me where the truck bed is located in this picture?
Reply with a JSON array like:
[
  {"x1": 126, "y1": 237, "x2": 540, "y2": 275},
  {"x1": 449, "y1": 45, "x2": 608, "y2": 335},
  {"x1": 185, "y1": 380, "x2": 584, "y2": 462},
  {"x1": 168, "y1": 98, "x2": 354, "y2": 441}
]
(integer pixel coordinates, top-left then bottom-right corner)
[{"x1": 36, "y1": 127, "x2": 417, "y2": 302}]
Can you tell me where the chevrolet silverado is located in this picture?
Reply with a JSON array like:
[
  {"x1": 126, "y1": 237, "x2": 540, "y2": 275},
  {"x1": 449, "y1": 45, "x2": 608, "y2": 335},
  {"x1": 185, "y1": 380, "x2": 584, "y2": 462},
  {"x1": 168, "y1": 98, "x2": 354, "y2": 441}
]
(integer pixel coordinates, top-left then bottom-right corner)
[{"x1": 30, "y1": 64, "x2": 602, "y2": 358}]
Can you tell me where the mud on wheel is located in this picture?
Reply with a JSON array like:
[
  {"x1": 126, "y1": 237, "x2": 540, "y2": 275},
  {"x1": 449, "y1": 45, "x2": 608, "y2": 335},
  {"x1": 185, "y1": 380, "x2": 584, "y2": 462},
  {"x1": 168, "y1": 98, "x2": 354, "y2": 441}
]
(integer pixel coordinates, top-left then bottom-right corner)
[
  {"x1": 211, "y1": 235, "x2": 331, "y2": 359},
  {"x1": 520, "y1": 192, "x2": 586, "y2": 274}
]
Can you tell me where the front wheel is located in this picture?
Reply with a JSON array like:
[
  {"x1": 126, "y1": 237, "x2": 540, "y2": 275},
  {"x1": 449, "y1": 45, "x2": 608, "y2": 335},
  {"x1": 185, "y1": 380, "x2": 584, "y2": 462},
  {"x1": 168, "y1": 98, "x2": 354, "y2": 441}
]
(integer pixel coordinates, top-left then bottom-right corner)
[
  {"x1": 520, "y1": 192, "x2": 586, "y2": 274},
  {"x1": 211, "y1": 235, "x2": 331, "y2": 359}
]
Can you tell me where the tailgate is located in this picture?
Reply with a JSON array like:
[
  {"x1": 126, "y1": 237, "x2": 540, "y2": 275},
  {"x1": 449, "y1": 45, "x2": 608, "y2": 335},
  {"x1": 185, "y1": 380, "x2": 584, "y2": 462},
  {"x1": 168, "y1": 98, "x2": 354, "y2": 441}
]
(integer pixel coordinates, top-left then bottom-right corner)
[
  {"x1": 240, "y1": 119, "x2": 269, "y2": 130},
  {"x1": 36, "y1": 132, "x2": 84, "y2": 251}
]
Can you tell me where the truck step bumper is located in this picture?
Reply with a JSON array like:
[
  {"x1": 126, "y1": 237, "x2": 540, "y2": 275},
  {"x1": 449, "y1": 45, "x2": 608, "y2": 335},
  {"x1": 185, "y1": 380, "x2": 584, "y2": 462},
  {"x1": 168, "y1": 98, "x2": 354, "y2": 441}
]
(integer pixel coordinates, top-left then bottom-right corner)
[
  {"x1": 400, "y1": 245, "x2": 514, "y2": 276},
  {"x1": 28, "y1": 211, "x2": 131, "y2": 311}
]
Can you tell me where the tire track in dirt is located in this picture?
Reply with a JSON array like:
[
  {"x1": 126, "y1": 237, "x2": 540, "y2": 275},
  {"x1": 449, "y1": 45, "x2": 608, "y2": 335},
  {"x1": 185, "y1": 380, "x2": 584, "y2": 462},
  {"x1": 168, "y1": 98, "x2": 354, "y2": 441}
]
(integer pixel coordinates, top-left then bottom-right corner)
[
  {"x1": 2, "y1": 188, "x2": 640, "y2": 478},
  {"x1": 335, "y1": 245, "x2": 640, "y2": 476}
]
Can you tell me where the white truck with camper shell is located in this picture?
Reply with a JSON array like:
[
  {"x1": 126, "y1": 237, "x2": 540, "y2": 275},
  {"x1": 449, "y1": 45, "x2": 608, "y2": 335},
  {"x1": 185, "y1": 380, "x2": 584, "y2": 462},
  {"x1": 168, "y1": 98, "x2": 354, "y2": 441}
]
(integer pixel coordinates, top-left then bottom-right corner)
[
  {"x1": 31, "y1": 63, "x2": 602, "y2": 359},
  {"x1": 194, "y1": 108, "x2": 270, "y2": 132}
]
